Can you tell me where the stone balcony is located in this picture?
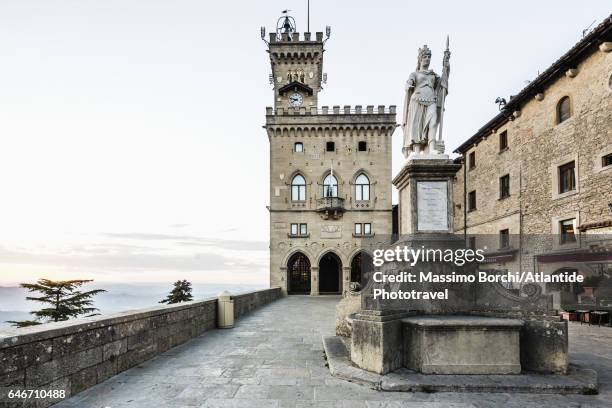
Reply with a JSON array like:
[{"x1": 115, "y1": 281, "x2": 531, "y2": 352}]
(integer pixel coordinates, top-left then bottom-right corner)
[{"x1": 316, "y1": 196, "x2": 345, "y2": 219}]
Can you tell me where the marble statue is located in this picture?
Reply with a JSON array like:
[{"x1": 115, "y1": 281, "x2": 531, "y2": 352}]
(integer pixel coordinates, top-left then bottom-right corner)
[{"x1": 401, "y1": 39, "x2": 450, "y2": 157}]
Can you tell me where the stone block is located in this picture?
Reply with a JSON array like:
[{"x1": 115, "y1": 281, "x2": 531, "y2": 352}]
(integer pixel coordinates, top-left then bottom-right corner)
[
  {"x1": 69, "y1": 365, "x2": 98, "y2": 395},
  {"x1": 112, "y1": 318, "x2": 150, "y2": 340},
  {"x1": 127, "y1": 331, "x2": 155, "y2": 351},
  {"x1": 35, "y1": 376, "x2": 71, "y2": 408},
  {"x1": 102, "y1": 339, "x2": 127, "y2": 361},
  {"x1": 0, "y1": 341, "x2": 53, "y2": 374},
  {"x1": 520, "y1": 318, "x2": 568, "y2": 374},
  {"x1": 53, "y1": 326, "x2": 112, "y2": 356},
  {"x1": 157, "y1": 335, "x2": 171, "y2": 353},
  {"x1": 350, "y1": 311, "x2": 404, "y2": 374},
  {"x1": 149, "y1": 313, "x2": 168, "y2": 329},
  {"x1": 402, "y1": 316, "x2": 522, "y2": 374},
  {"x1": 96, "y1": 359, "x2": 118, "y2": 383},
  {"x1": 25, "y1": 346, "x2": 103, "y2": 386},
  {"x1": 116, "y1": 346, "x2": 157, "y2": 373},
  {"x1": 0, "y1": 369, "x2": 25, "y2": 386}
]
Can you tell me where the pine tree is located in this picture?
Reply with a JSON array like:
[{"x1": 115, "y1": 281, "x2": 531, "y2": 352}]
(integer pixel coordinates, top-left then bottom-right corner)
[
  {"x1": 7, "y1": 279, "x2": 106, "y2": 328},
  {"x1": 159, "y1": 280, "x2": 193, "y2": 304}
]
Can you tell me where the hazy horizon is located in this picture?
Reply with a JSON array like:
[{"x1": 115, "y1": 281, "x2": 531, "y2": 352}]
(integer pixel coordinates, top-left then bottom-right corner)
[
  {"x1": 0, "y1": 1, "x2": 610, "y2": 286},
  {"x1": 0, "y1": 282, "x2": 267, "y2": 328}
]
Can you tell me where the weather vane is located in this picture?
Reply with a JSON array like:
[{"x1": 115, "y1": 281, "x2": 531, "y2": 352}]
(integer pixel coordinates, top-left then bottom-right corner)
[{"x1": 276, "y1": 10, "x2": 296, "y2": 38}]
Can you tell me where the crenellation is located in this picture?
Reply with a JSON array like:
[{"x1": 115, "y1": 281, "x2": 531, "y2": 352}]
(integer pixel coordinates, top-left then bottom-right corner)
[
  {"x1": 269, "y1": 31, "x2": 323, "y2": 44},
  {"x1": 265, "y1": 105, "x2": 397, "y2": 116}
]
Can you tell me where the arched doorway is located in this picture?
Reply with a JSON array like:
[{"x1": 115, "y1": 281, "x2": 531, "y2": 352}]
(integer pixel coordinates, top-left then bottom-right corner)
[
  {"x1": 288, "y1": 252, "x2": 311, "y2": 294},
  {"x1": 319, "y1": 252, "x2": 341, "y2": 294},
  {"x1": 350, "y1": 251, "x2": 373, "y2": 291}
]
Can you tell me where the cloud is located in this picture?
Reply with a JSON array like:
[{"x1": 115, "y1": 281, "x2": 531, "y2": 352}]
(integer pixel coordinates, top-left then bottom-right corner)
[
  {"x1": 102, "y1": 232, "x2": 268, "y2": 251},
  {"x1": 0, "y1": 245, "x2": 264, "y2": 273},
  {"x1": 0, "y1": 230, "x2": 269, "y2": 286},
  {"x1": 168, "y1": 223, "x2": 189, "y2": 228}
]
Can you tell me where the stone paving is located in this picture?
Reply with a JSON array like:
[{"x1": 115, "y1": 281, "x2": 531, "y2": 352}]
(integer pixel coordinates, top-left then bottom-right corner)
[{"x1": 55, "y1": 296, "x2": 612, "y2": 408}]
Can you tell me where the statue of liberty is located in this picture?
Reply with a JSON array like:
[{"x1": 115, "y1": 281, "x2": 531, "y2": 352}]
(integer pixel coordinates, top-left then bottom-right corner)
[{"x1": 401, "y1": 39, "x2": 450, "y2": 157}]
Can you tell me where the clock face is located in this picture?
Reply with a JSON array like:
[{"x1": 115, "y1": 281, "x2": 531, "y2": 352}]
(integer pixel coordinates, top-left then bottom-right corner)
[{"x1": 289, "y1": 92, "x2": 303, "y2": 107}]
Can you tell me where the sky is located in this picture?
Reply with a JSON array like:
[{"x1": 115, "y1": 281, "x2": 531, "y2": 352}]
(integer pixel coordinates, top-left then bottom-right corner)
[{"x1": 0, "y1": 1, "x2": 609, "y2": 286}]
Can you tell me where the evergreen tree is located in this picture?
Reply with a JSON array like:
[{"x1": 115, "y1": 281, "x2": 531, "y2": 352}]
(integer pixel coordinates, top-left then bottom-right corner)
[
  {"x1": 160, "y1": 280, "x2": 193, "y2": 304},
  {"x1": 7, "y1": 279, "x2": 106, "y2": 328}
]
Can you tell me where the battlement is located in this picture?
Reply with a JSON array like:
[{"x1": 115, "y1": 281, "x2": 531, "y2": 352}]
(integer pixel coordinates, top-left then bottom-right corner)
[
  {"x1": 266, "y1": 105, "x2": 396, "y2": 116},
  {"x1": 269, "y1": 32, "x2": 324, "y2": 43}
]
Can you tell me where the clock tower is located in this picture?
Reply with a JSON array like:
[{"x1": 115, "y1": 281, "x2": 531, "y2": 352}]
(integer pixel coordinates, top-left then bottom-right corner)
[
  {"x1": 262, "y1": 13, "x2": 396, "y2": 297},
  {"x1": 263, "y1": 14, "x2": 328, "y2": 109}
]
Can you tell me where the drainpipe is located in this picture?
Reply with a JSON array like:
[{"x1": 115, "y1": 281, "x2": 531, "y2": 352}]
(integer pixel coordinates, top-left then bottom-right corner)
[
  {"x1": 519, "y1": 164, "x2": 523, "y2": 274},
  {"x1": 463, "y1": 153, "x2": 467, "y2": 237}
]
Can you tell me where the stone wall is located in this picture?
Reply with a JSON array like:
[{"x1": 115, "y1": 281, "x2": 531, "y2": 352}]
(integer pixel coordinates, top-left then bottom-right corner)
[
  {"x1": 233, "y1": 287, "x2": 281, "y2": 319},
  {"x1": 452, "y1": 40, "x2": 612, "y2": 279},
  {"x1": 266, "y1": 113, "x2": 396, "y2": 295},
  {"x1": 0, "y1": 287, "x2": 280, "y2": 407}
]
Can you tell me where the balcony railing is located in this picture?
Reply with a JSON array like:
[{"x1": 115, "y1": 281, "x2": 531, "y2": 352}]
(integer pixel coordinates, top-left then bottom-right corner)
[{"x1": 316, "y1": 197, "x2": 345, "y2": 212}]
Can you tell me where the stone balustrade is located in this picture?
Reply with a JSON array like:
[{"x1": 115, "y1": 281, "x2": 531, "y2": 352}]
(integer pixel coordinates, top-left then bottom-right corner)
[{"x1": 0, "y1": 287, "x2": 281, "y2": 407}]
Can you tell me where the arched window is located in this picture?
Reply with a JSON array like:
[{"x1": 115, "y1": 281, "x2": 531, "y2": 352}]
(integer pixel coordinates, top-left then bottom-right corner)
[
  {"x1": 323, "y1": 174, "x2": 338, "y2": 197},
  {"x1": 355, "y1": 173, "x2": 370, "y2": 201},
  {"x1": 557, "y1": 96, "x2": 571, "y2": 124},
  {"x1": 291, "y1": 174, "x2": 306, "y2": 201},
  {"x1": 294, "y1": 142, "x2": 303, "y2": 152}
]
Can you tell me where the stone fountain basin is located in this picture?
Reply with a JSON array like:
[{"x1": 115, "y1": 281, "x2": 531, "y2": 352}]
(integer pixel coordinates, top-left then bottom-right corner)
[{"x1": 401, "y1": 315, "x2": 523, "y2": 375}]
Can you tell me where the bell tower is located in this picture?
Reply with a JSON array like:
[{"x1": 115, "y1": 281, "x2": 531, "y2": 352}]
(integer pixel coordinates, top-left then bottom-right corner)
[
  {"x1": 262, "y1": 12, "x2": 396, "y2": 296},
  {"x1": 261, "y1": 13, "x2": 329, "y2": 109}
]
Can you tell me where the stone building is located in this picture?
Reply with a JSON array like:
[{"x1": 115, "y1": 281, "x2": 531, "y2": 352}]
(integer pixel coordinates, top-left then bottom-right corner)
[
  {"x1": 263, "y1": 24, "x2": 396, "y2": 296},
  {"x1": 451, "y1": 16, "x2": 612, "y2": 301}
]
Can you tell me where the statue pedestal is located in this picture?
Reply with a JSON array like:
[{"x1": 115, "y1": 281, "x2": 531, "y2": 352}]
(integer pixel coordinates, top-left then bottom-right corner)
[
  {"x1": 344, "y1": 153, "x2": 569, "y2": 378},
  {"x1": 350, "y1": 310, "x2": 407, "y2": 374},
  {"x1": 392, "y1": 155, "x2": 461, "y2": 235},
  {"x1": 402, "y1": 316, "x2": 523, "y2": 374}
]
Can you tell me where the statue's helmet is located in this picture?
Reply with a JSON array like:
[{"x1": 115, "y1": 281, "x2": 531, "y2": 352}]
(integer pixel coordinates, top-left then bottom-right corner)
[
  {"x1": 417, "y1": 45, "x2": 432, "y2": 68},
  {"x1": 418, "y1": 45, "x2": 432, "y2": 58}
]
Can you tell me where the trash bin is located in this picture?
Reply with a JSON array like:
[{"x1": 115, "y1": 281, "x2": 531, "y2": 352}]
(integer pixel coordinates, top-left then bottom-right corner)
[{"x1": 217, "y1": 290, "x2": 234, "y2": 328}]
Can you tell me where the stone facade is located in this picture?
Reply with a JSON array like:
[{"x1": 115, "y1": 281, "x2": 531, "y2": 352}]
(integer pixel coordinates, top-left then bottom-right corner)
[
  {"x1": 264, "y1": 31, "x2": 396, "y2": 296},
  {"x1": 452, "y1": 18, "x2": 612, "y2": 289}
]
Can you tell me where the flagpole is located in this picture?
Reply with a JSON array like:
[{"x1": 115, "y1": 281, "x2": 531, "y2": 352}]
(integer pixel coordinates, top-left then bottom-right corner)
[
  {"x1": 330, "y1": 160, "x2": 333, "y2": 197},
  {"x1": 307, "y1": 0, "x2": 310, "y2": 32}
]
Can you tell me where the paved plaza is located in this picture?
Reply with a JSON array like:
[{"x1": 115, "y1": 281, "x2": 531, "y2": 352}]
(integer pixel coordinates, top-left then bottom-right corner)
[{"x1": 55, "y1": 296, "x2": 612, "y2": 408}]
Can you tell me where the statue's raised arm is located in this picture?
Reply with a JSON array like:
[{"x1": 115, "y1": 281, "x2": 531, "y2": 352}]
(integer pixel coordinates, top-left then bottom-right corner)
[{"x1": 401, "y1": 39, "x2": 451, "y2": 158}]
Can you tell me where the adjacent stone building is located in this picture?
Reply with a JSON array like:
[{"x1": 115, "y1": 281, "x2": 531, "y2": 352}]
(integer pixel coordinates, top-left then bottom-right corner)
[
  {"x1": 263, "y1": 25, "x2": 396, "y2": 295},
  {"x1": 451, "y1": 16, "x2": 612, "y2": 303}
]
